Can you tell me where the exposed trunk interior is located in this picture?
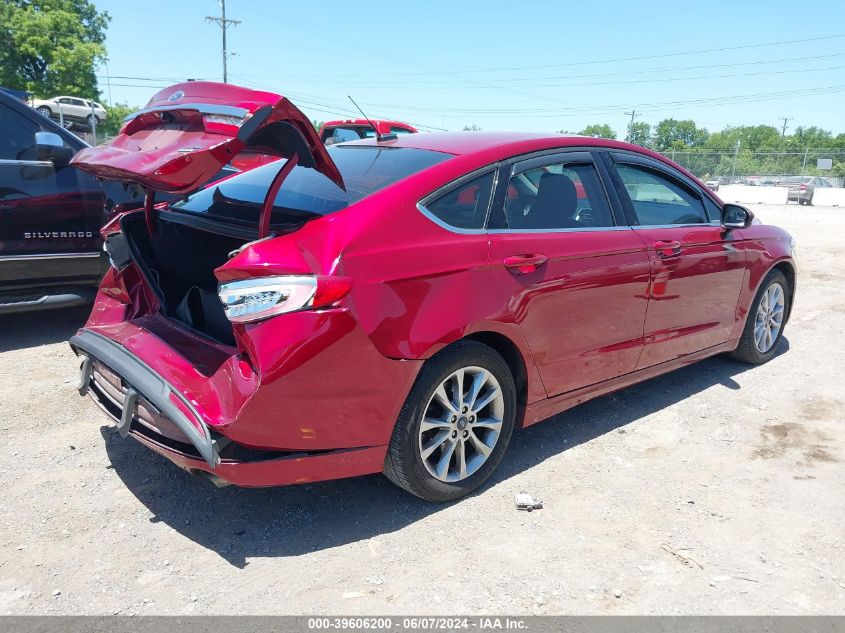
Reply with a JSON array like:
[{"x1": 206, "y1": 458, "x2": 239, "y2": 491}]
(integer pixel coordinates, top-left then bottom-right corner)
[{"x1": 122, "y1": 213, "x2": 247, "y2": 345}]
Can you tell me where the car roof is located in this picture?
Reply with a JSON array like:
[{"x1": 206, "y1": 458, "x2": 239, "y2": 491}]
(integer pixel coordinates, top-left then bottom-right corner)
[
  {"x1": 337, "y1": 131, "x2": 716, "y2": 200},
  {"x1": 346, "y1": 130, "x2": 663, "y2": 159}
]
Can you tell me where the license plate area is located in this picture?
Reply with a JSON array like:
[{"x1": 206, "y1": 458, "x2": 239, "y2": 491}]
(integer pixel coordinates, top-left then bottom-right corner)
[{"x1": 87, "y1": 359, "x2": 193, "y2": 444}]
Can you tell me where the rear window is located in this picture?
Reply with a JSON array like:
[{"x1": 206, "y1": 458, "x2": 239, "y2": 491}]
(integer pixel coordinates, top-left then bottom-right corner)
[
  {"x1": 322, "y1": 126, "x2": 375, "y2": 143},
  {"x1": 170, "y1": 146, "x2": 450, "y2": 228}
]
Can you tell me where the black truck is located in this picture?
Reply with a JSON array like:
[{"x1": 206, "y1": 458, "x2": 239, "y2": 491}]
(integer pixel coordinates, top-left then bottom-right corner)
[
  {"x1": 0, "y1": 90, "x2": 237, "y2": 314},
  {"x1": 0, "y1": 89, "x2": 132, "y2": 313}
]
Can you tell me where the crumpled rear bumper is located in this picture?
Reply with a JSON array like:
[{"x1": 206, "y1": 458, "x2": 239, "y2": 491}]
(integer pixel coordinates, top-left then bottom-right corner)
[
  {"x1": 70, "y1": 327, "x2": 389, "y2": 487},
  {"x1": 72, "y1": 329, "x2": 222, "y2": 467}
]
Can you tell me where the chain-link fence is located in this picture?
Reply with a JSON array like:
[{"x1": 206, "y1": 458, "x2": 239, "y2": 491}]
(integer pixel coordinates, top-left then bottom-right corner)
[{"x1": 665, "y1": 149, "x2": 845, "y2": 186}]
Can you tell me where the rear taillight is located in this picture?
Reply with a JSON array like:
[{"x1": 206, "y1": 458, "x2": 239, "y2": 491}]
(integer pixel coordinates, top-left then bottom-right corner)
[
  {"x1": 799, "y1": 184, "x2": 807, "y2": 190},
  {"x1": 218, "y1": 275, "x2": 353, "y2": 323}
]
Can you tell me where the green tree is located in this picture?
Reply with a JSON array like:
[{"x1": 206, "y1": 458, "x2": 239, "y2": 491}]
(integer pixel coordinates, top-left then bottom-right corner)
[
  {"x1": 788, "y1": 126, "x2": 833, "y2": 150},
  {"x1": 626, "y1": 121, "x2": 651, "y2": 148},
  {"x1": 652, "y1": 118, "x2": 708, "y2": 151},
  {"x1": 99, "y1": 102, "x2": 135, "y2": 138},
  {"x1": 0, "y1": 0, "x2": 110, "y2": 99},
  {"x1": 706, "y1": 125, "x2": 781, "y2": 151},
  {"x1": 578, "y1": 123, "x2": 616, "y2": 139}
]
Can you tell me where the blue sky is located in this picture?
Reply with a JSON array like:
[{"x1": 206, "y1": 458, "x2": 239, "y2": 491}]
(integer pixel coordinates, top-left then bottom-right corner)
[{"x1": 97, "y1": 0, "x2": 845, "y2": 136}]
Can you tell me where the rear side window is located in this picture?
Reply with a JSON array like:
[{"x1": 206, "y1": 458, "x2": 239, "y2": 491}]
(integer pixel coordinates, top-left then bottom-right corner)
[
  {"x1": 504, "y1": 161, "x2": 614, "y2": 230},
  {"x1": 615, "y1": 163, "x2": 708, "y2": 225},
  {"x1": 170, "y1": 146, "x2": 450, "y2": 228},
  {"x1": 424, "y1": 171, "x2": 494, "y2": 230}
]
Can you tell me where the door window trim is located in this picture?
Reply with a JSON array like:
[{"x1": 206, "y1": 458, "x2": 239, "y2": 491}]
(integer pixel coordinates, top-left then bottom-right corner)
[{"x1": 487, "y1": 151, "x2": 627, "y2": 234}]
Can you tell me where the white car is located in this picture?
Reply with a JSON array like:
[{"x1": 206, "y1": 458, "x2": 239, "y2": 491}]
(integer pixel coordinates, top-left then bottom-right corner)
[{"x1": 31, "y1": 96, "x2": 107, "y2": 128}]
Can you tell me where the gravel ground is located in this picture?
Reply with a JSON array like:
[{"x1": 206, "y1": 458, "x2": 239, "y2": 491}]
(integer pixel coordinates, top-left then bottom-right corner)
[{"x1": 0, "y1": 203, "x2": 843, "y2": 615}]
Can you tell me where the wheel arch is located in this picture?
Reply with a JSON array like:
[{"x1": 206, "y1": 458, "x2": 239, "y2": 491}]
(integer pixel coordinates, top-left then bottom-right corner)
[
  {"x1": 464, "y1": 331, "x2": 529, "y2": 409},
  {"x1": 772, "y1": 260, "x2": 796, "y2": 323}
]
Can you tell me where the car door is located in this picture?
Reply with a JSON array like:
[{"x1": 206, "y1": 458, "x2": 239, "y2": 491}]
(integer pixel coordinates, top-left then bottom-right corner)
[
  {"x1": 0, "y1": 100, "x2": 104, "y2": 280},
  {"x1": 604, "y1": 152, "x2": 746, "y2": 368},
  {"x1": 487, "y1": 151, "x2": 651, "y2": 397},
  {"x1": 71, "y1": 98, "x2": 88, "y2": 120},
  {"x1": 54, "y1": 98, "x2": 72, "y2": 123}
]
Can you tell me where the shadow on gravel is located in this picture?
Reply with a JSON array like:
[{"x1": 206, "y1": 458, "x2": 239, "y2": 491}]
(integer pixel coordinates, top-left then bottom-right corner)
[
  {"x1": 104, "y1": 338, "x2": 790, "y2": 568},
  {"x1": 0, "y1": 306, "x2": 90, "y2": 352}
]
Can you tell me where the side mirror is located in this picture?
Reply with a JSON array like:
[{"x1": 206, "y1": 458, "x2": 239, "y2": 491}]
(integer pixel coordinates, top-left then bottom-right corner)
[
  {"x1": 722, "y1": 203, "x2": 754, "y2": 229},
  {"x1": 35, "y1": 131, "x2": 73, "y2": 165}
]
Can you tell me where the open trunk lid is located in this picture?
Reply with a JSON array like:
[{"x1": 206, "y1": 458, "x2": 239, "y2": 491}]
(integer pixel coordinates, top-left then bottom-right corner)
[{"x1": 70, "y1": 81, "x2": 343, "y2": 194}]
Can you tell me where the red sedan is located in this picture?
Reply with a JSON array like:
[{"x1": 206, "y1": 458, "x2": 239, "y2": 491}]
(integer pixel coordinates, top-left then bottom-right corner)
[
  {"x1": 69, "y1": 83, "x2": 796, "y2": 502},
  {"x1": 319, "y1": 118, "x2": 417, "y2": 144}
]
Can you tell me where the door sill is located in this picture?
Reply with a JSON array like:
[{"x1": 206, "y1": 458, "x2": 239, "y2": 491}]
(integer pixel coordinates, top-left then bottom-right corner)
[{"x1": 522, "y1": 340, "x2": 737, "y2": 427}]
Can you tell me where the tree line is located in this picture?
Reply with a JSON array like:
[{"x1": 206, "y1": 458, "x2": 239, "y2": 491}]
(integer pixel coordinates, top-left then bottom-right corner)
[{"x1": 574, "y1": 121, "x2": 845, "y2": 178}]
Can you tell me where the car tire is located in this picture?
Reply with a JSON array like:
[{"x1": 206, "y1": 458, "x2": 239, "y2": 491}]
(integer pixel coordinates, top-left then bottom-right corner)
[
  {"x1": 383, "y1": 340, "x2": 516, "y2": 502},
  {"x1": 730, "y1": 269, "x2": 789, "y2": 365},
  {"x1": 37, "y1": 106, "x2": 53, "y2": 118},
  {"x1": 86, "y1": 114, "x2": 97, "y2": 128}
]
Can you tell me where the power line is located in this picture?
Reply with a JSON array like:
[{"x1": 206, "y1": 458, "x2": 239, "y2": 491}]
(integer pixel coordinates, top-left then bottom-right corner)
[
  {"x1": 287, "y1": 33, "x2": 845, "y2": 80},
  {"x1": 337, "y1": 63, "x2": 845, "y2": 92},
  {"x1": 290, "y1": 53, "x2": 845, "y2": 90},
  {"x1": 206, "y1": 0, "x2": 240, "y2": 83},
  {"x1": 336, "y1": 84, "x2": 845, "y2": 118},
  {"x1": 95, "y1": 75, "x2": 187, "y2": 82}
]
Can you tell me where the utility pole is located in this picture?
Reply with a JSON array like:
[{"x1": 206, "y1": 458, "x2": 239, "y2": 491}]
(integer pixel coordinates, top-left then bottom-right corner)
[
  {"x1": 779, "y1": 116, "x2": 793, "y2": 140},
  {"x1": 206, "y1": 0, "x2": 240, "y2": 83},
  {"x1": 731, "y1": 139, "x2": 741, "y2": 182},
  {"x1": 624, "y1": 109, "x2": 638, "y2": 142}
]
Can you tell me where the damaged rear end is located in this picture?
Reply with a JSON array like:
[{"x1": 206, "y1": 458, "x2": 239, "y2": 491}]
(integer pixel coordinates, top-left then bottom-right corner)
[{"x1": 69, "y1": 82, "x2": 421, "y2": 486}]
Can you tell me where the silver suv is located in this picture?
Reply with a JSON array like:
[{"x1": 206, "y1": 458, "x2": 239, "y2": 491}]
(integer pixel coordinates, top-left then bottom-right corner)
[{"x1": 783, "y1": 175, "x2": 832, "y2": 205}]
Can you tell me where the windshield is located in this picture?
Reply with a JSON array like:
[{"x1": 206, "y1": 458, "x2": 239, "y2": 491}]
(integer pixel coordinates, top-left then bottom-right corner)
[{"x1": 170, "y1": 145, "x2": 450, "y2": 229}]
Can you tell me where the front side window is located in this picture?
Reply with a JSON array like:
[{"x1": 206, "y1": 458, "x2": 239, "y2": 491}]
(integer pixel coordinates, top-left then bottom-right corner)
[
  {"x1": 391, "y1": 127, "x2": 414, "y2": 135},
  {"x1": 424, "y1": 171, "x2": 494, "y2": 230},
  {"x1": 0, "y1": 104, "x2": 41, "y2": 160},
  {"x1": 615, "y1": 163, "x2": 708, "y2": 225},
  {"x1": 503, "y1": 161, "x2": 614, "y2": 230}
]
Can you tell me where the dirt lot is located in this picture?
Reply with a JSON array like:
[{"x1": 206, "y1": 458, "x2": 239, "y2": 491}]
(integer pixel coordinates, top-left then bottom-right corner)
[{"x1": 0, "y1": 203, "x2": 843, "y2": 616}]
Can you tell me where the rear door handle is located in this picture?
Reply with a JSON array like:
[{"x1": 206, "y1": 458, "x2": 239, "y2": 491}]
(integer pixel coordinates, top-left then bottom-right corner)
[
  {"x1": 504, "y1": 254, "x2": 548, "y2": 274},
  {"x1": 654, "y1": 240, "x2": 682, "y2": 258}
]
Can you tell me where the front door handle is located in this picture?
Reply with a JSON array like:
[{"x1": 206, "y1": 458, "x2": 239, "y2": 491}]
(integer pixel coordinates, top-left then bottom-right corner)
[
  {"x1": 504, "y1": 254, "x2": 548, "y2": 274},
  {"x1": 654, "y1": 240, "x2": 682, "y2": 258}
]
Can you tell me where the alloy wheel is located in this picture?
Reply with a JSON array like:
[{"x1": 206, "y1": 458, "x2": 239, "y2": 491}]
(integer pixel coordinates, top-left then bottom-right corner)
[
  {"x1": 418, "y1": 366, "x2": 504, "y2": 483},
  {"x1": 754, "y1": 282, "x2": 785, "y2": 353}
]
